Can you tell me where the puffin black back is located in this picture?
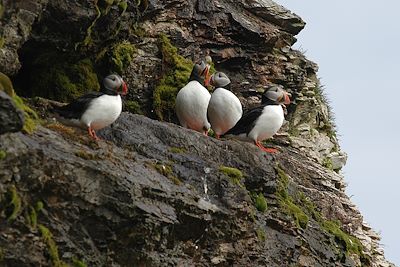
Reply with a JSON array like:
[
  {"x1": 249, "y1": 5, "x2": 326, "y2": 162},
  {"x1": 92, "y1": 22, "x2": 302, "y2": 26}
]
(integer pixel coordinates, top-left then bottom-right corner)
[
  {"x1": 55, "y1": 91, "x2": 104, "y2": 119},
  {"x1": 223, "y1": 105, "x2": 265, "y2": 136}
]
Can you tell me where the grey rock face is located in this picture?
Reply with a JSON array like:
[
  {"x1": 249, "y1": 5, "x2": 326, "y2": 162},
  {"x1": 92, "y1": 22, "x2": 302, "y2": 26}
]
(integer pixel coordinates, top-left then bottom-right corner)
[
  {"x1": 0, "y1": 113, "x2": 393, "y2": 266},
  {"x1": 0, "y1": 91, "x2": 24, "y2": 134}
]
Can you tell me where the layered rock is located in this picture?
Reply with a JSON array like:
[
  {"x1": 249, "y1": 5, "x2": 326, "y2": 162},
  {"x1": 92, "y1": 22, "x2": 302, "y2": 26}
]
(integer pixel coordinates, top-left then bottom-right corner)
[{"x1": 0, "y1": 113, "x2": 390, "y2": 266}]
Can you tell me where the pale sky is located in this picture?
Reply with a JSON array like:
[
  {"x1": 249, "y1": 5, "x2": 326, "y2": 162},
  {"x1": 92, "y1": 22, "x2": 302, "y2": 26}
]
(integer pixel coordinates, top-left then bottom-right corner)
[{"x1": 273, "y1": 0, "x2": 400, "y2": 265}]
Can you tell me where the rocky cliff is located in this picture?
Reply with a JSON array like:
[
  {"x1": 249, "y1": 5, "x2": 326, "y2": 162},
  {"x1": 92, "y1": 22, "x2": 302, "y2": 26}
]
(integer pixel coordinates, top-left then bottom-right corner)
[{"x1": 0, "y1": 0, "x2": 395, "y2": 266}]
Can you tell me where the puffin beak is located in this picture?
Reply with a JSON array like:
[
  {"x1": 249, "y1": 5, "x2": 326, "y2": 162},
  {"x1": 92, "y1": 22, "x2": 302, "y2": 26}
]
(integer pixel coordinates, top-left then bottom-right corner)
[
  {"x1": 121, "y1": 82, "x2": 128, "y2": 95},
  {"x1": 205, "y1": 73, "x2": 213, "y2": 87},
  {"x1": 283, "y1": 92, "x2": 291, "y2": 105}
]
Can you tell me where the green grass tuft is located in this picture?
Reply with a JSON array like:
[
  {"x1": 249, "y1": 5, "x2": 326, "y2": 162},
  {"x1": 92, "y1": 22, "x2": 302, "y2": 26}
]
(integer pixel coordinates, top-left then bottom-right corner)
[{"x1": 253, "y1": 193, "x2": 267, "y2": 212}]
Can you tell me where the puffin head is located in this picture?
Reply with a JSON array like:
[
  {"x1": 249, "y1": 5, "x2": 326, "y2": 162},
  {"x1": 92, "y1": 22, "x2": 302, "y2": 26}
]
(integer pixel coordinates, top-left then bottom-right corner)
[
  {"x1": 103, "y1": 74, "x2": 128, "y2": 96},
  {"x1": 189, "y1": 61, "x2": 210, "y2": 85},
  {"x1": 262, "y1": 85, "x2": 290, "y2": 105},
  {"x1": 209, "y1": 72, "x2": 231, "y2": 88}
]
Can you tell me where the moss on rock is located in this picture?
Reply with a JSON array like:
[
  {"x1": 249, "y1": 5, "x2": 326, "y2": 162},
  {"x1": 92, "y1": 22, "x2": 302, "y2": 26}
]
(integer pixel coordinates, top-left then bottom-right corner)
[
  {"x1": 12, "y1": 94, "x2": 39, "y2": 134},
  {"x1": 219, "y1": 166, "x2": 244, "y2": 188},
  {"x1": 124, "y1": 100, "x2": 142, "y2": 114},
  {"x1": 153, "y1": 34, "x2": 193, "y2": 121},
  {"x1": 110, "y1": 41, "x2": 136, "y2": 74},
  {"x1": 1, "y1": 72, "x2": 38, "y2": 133},
  {"x1": 275, "y1": 166, "x2": 309, "y2": 229},
  {"x1": 151, "y1": 162, "x2": 182, "y2": 185},
  {"x1": 253, "y1": 192, "x2": 267, "y2": 212},
  {"x1": 29, "y1": 53, "x2": 99, "y2": 102},
  {"x1": 38, "y1": 224, "x2": 68, "y2": 267},
  {"x1": 0, "y1": 72, "x2": 15, "y2": 96},
  {"x1": 6, "y1": 185, "x2": 21, "y2": 222}
]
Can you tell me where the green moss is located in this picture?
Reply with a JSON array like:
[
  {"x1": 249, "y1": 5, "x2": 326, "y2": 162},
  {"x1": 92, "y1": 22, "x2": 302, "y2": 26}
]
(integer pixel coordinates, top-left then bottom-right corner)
[
  {"x1": 72, "y1": 258, "x2": 87, "y2": 267},
  {"x1": 38, "y1": 225, "x2": 69, "y2": 267},
  {"x1": 256, "y1": 227, "x2": 266, "y2": 242},
  {"x1": 219, "y1": 166, "x2": 244, "y2": 188},
  {"x1": 0, "y1": 72, "x2": 14, "y2": 96},
  {"x1": 152, "y1": 162, "x2": 182, "y2": 185},
  {"x1": 36, "y1": 201, "x2": 44, "y2": 212},
  {"x1": 118, "y1": 0, "x2": 128, "y2": 12},
  {"x1": 110, "y1": 41, "x2": 136, "y2": 74},
  {"x1": 253, "y1": 193, "x2": 267, "y2": 212},
  {"x1": 153, "y1": 34, "x2": 193, "y2": 121},
  {"x1": 12, "y1": 94, "x2": 39, "y2": 134},
  {"x1": 169, "y1": 147, "x2": 186, "y2": 154},
  {"x1": 27, "y1": 206, "x2": 38, "y2": 229},
  {"x1": 322, "y1": 220, "x2": 363, "y2": 255},
  {"x1": 124, "y1": 100, "x2": 142, "y2": 114},
  {"x1": 6, "y1": 185, "x2": 21, "y2": 222},
  {"x1": 0, "y1": 150, "x2": 6, "y2": 160},
  {"x1": 30, "y1": 55, "x2": 99, "y2": 102},
  {"x1": 275, "y1": 166, "x2": 308, "y2": 229},
  {"x1": 131, "y1": 26, "x2": 146, "y2": 38},
  {"x1": 278, "y1": 176, "x2": 367, "y2": 259}
]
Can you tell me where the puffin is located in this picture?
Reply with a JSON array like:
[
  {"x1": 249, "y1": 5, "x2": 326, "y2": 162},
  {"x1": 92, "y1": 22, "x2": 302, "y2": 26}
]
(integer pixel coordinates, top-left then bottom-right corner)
[
  {"x1": 54, "y1": 74, "x2": 128, "y2": 140},
  {"x1": 206, "y1": 72, "x2": 243, "y2": 139},
  {"x1": 175, "y1": 61, "x2": 211, "y2": 135},
  {"x1": 223, "y1": 85, "x2": 290, "y2": 153}
]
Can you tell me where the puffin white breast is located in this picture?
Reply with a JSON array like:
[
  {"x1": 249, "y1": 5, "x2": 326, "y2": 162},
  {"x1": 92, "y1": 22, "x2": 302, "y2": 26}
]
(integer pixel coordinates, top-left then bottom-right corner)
[
  {"x1": 248, "y1": 105, "x2": 284, "y2": 142},
  {"x1": 208, "y1": 88, "x2": 242, "y2": 135},
  {"x1": 80, "y1": 94, "x2": 122, "y2": 130},
  {"x1": 175, "y1": 80, "x2": 211, "y2": 133}
]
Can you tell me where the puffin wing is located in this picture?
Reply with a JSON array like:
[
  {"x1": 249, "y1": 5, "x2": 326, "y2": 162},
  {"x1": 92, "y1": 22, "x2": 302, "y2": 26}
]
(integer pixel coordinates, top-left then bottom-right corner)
[
  {"x1": 55, "y1": 91, "x2": 105, "y2": 119},
  {"x1": 223, "y1": 105, "x2": 265, "y2": 136}
]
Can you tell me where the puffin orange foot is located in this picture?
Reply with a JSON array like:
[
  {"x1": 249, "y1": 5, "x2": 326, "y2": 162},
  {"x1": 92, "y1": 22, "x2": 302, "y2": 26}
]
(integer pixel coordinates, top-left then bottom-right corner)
[
  {"x1": 88, "y1": 127, "x2": 100, "y2": 141},
  {"x1": 255, "y1": 141, "x2": 277, "y2": 153}
]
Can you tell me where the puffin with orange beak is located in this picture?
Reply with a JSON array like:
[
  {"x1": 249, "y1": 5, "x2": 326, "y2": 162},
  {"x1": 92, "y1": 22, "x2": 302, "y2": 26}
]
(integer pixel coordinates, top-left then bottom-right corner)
[
  {"x1": 175, "y1": 61, "x2": 211, "y2": 135},
  {"x1": 223, "y1": 85, "x2": 290, "y2": 153},
  {"x1": 54, "y1": 74, "x2": 128, "y2": 140}
]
